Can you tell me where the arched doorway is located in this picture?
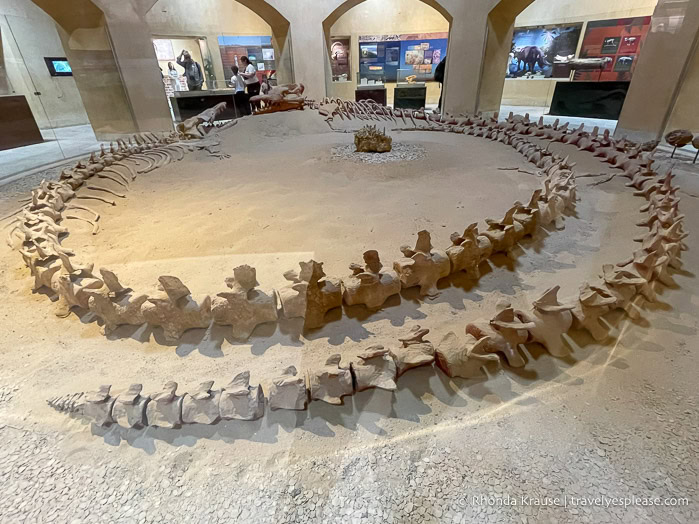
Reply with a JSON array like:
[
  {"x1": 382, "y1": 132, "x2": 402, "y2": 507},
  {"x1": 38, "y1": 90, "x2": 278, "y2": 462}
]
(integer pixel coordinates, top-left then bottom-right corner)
[
  {"x1": 496, "y1": 0, "x2": 660, "y2": 126},
  {"x1": 324, "y1": 0, "x2": 452, "y2": 108},
  {"x1": 145, "y1": 0, "x2": 293, "y2": 87},
  {"x1": 323, "y1": 0, "x2": 452, "y2": 108}
]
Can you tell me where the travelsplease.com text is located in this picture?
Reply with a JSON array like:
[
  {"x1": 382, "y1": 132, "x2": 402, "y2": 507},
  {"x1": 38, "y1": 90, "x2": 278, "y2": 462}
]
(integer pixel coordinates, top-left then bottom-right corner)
[{"x1": 469, "y1": 494, "x2": 690, "y2": 508}]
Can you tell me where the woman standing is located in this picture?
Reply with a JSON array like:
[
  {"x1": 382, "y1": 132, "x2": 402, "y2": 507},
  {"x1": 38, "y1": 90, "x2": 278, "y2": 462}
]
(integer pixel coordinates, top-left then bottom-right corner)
[
  {"x1": 239, "y1": 56, "x2": 261, "y2": 111},
  {"x1": 167, "y1": 62, "x2": 182, "y2": 91}
]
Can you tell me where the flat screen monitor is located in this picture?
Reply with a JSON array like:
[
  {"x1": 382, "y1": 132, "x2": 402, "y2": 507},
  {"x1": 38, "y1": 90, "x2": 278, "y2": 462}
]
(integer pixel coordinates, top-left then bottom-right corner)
[{"x1": 44, "y1": 57, "x2": 73, "y2": 77}]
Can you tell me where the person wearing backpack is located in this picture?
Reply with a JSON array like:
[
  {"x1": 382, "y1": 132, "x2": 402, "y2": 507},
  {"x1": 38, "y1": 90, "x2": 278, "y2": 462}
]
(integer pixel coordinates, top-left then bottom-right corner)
[
  {"x1": 177, "y1": 50, "x2": 204, "y2": 91},
  {"x1": 434, "y1": 55, "x2": 446, "y2": 111}
]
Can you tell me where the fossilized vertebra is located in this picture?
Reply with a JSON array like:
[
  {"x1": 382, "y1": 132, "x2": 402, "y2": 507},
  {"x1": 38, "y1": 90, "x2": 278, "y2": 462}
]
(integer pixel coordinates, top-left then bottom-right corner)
[
  {"x1": 342, "y1": 250, "x2": 400, "y2": 309},
  {"x1": 219, "y1": 371, "x2": 265, "y2": 421},
  {"x1": 212, "y1": 265, "x2": 278, "y2": 340},
  {"x1": 269, "y1": 366, "x2": 307, "y2": 411},
  {"x1": 466, "y1": 302, "x2": 535, "y2": 368},
  {"x1": 435, "y1": 332, "x2": 498, "y2": 379},
  {"x1": 389, "y1": 325, "x2": 435, "y2": 376},
  {"x1": 394, "y1": 230, "x2": 450, "y2": 296},
  {"x1": 308, "y1": 354, "x2": 354, "y2": 405},
  {"x1": 351, "y1": 345, "x2": 398, "y2": 391},
  {"x1": 141, "y1": 276, "x2": 212, "y2": 343}
]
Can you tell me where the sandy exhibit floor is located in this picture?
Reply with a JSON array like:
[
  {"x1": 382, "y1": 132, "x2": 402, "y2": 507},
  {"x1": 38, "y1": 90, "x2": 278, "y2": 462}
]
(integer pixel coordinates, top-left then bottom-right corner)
[{"x1": 0, "y1": 109, "x2": 696, "y2": 523}]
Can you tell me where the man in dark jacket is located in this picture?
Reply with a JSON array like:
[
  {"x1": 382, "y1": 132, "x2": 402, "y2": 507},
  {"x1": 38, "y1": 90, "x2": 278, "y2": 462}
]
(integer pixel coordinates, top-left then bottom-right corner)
[
  {"x1": 177, "y1": 50, "x2": 204, "y2": 91},
  {"x1": 434, "y1": 55, "x2": 446, "y2": 111}
]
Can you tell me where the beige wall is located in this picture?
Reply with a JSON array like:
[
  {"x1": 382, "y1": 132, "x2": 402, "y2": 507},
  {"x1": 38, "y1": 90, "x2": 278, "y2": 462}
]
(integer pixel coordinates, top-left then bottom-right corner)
[
  {"x1": 516, "y1": 0, "x2": 658, "y2": 26},
  {"x1": 1, "y1": 0, "x2": 89, "y2": 129},
  {"x1": 145, "y1": 0, "x2": 272, "y2": 88},
  {"x1": 504, "y1": 0, "x2": 658, "y2": 108},
  {"x1": 328, "y1": 0, "x2": 449, "y2": 105}
]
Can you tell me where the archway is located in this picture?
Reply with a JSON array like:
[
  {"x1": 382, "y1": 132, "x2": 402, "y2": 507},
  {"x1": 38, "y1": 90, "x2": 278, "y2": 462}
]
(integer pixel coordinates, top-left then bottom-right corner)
[
  {"x1": 478, "y1": 0, "x2": 534, "y2": 112},
  {"x1": 145, "y1": 0, "x2": 294, "y2": 86},
  {"x1": 234, "y1": 0, "x2": 293, "y2": 83},
  {"x1": 322, "y1": 0, "x2": 452, "y2": 107},
  {"x1": 493, "y1": 0, "x2": 665, "y2": 127}
]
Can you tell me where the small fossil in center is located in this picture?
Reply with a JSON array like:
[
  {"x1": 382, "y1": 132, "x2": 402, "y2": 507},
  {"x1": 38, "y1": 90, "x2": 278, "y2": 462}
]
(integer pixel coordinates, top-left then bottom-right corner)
[{"x1": 354, "y1": 124, "x2": 393, "y2": 153}]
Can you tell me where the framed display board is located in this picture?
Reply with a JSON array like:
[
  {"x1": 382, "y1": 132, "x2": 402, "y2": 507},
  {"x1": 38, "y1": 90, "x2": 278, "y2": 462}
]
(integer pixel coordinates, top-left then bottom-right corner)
[
  {"x1": 330, "y1": 37, "x2": 351, "y2": 82},
  {"x1": 575, "y1": 17, "x2": 651, "y2": 82},
  {"x1": 153, "y1": 39, "x2": 176, "y2": 61},
  {"x1": 506, "y1": 24, "x2": 582, "y2": 79},
  {"x1": 358, "y1": 33, "x2": 448, "y2": 84}
]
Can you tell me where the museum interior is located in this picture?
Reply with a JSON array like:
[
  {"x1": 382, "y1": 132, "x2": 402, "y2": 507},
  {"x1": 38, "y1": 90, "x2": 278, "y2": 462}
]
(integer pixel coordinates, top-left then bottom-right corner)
[{"x1": 0, "y1": 0, "x2": 697, "y2": 522}]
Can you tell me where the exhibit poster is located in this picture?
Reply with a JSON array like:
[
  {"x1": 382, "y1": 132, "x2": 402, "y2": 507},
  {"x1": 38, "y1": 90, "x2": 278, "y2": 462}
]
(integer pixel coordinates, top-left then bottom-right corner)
[
  {"x1": 360, "y1": 44, "x2": 378, "y2": 59},
  {"x1": 574, "y1": 16, "x2": 651, "y2": 81},
  {"x1": 153, "y1": 39, "x2": 175, "y2": 61},
  {"x1": 613, "y1": 55, "x2": 634, "y2": 72},
  {"x1": 385, "y1": 46, "x2": 400, "y2": 66},
  {"x1": 506, "y1": 24, "x2": 582, "y2": 79},
  {"x1": 600, "y1": 37, "x2": 621, "y2": 55},
  {"x1": 358, "y1": 32, "x2": 448, "y2": 83},
  {"x1": 330, "y1": 38, "x2": 350, "y2": 82},
  {"x1": 217, "y1": 35, "x2": 276, "y2": 83}
]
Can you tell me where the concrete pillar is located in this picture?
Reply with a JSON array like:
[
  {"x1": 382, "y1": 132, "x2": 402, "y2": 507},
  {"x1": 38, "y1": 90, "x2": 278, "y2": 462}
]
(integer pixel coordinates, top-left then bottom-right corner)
[
  {"x1": 428, "y1": 0, "x2": 532, "y2": 116},
  {"x1": 269, "y1": 21, "x2": 295, "y2": 86},
  {"x1": 665, "y1": 35, "x2": 699, "y2": 133},
  {"x1": 477, "y1": 0, "x2": 534, "y2": 113},
  {"x1": 441, "y1": 13, "x2": 489, "y2": 115},
  {"x1": 92, "y1": 0, "x2": 173, "y2": 134},
  {"x1": 270, "y1": 4, "x2": 328, "y2": 100},
  {"x1": 616, "y1": 0, "x2": 699, "y2": 142}
]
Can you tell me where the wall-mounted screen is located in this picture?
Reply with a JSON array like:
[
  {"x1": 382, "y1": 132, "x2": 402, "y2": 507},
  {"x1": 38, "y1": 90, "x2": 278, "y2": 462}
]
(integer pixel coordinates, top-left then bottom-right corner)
[{"x1": 44, "y1": 57, "x2": 72, "y2": 77}]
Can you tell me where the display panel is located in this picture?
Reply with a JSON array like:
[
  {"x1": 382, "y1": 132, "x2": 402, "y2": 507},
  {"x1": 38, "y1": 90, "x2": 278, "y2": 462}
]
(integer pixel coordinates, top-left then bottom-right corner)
[
  {"x1": 358, "y1": 33, "x2": 448, "y2": 84},
  {"x1": 575, "y1": 16, "x2": 651, "y2": 81},
  {"x1": 153, "y1": 39, "x2": 175, "y2": 61},
  {"x1": 506, "y1": 24, "x2": 582, "y2": 79},
  {"x1": 44, "y1": 57, "x2": 73, "y2": 77},
  {"x1": 217, "y1": 35, "x2": 276, "y2": 83},
  {"x1": 330, "y1": 37, "x2": 351, "y2": 82}
]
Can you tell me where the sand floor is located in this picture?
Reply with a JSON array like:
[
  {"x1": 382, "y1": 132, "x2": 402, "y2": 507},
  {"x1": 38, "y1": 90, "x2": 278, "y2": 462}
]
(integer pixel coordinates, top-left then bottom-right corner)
[
  {"x1": 0, "y1": 111, "x2": 643, "y2": 394},
  {"x1": 0, "y1": 110, "x2": 696, "y2": 523},
  {"x1": 0, "y1": 110, "x2": 648, "y2": 401}
]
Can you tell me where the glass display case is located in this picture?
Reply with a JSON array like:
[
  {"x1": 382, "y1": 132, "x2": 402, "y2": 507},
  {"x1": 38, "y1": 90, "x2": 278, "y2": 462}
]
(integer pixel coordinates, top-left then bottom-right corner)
[
  {"x1": 396, "y1": 67, "x2": 429, "y2": 86},
  {"x1": 357, "y1": 66, "x2": 385, "y2": 86}
]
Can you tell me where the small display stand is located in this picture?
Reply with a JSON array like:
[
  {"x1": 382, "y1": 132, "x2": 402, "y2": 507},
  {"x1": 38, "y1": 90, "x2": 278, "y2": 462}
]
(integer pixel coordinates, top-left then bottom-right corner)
[
  {"x1": 355, "y1": 85, "x2": 387, "y2": 106},
  {"x1": 394, "y1": 83, "x2": 427, "y2": 110},
  {"x1": 549, "y1": 81, "x2": 630, "y2": 120}
]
